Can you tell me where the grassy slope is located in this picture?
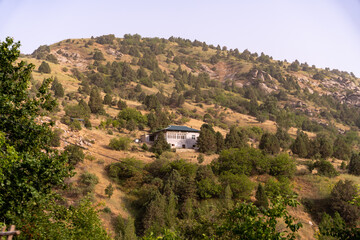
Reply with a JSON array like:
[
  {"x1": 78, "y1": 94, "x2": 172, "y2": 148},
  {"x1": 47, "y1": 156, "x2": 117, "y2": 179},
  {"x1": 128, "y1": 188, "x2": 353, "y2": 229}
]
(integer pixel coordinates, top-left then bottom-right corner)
[{"x1": 21, "y1": 37, "x2": 360, "y2": 239}]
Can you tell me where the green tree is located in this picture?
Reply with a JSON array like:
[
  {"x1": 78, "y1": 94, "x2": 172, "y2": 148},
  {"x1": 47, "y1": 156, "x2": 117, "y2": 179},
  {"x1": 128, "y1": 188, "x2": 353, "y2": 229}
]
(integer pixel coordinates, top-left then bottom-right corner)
[
  {"x1": 38, "y1": 61, "x2": 51, "y2": 73},
  {"x1": 215, "y1": 197, "x2": 302, "y2": 240},
  {"x1": 225, "y1": 126, "x2": 248, "y2": 149},
  {"x1": 51, "y1": 77, "x2": 64, "y2": 97},
  {"x1": 330, "y1": 180, "x2": 360, "y2": 224},
  {"x1": 93, "y1": 51, "x2": 105, "y2": 60},
  {"x1": 197, "y1": 124, "x2": 216, "y2": 153},
  {"x1": 103, "y1": 93, "x2": 112, "y2": 105},
  {"x1": 0, "y1": 38, "x2": 107, "y2": 238},
  {"x1": 291, "y1": 131, "x2": 310, "y2": 158},
  {"x1": 333, "y1": 136, "x2": 351, "y2": 160},
  {"x1": 255, "y1": 183, "x2": 269, "y2": 209},
  {"x1": 109, "y1": 136, "x2": 131, "y2": 151},
  {"x1": 259, "y1": 132, "x2": 280, "y2": 155},
  {"x1": 151, "y1": 133, "x2": 170, "y2": 155},
  {"x1": 269, "y1": 153, "x2": 296, "y2": 178},
  {"x1": 349, "y1": 153, "x2": 360, "y2": 176},
  {"x1": 88, "y1": 87, "x2": 105, "y2": 114},
  {"x1": 215, "y1": 131, "x2": 225, "y2": 153}
]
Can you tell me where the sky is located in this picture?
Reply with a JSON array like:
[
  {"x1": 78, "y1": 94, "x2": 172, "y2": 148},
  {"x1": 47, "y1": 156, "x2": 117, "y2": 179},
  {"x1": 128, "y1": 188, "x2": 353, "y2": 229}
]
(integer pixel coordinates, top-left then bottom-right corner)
[{"x1": 0, "y1": 0, "x2": 359, "y2": 76}]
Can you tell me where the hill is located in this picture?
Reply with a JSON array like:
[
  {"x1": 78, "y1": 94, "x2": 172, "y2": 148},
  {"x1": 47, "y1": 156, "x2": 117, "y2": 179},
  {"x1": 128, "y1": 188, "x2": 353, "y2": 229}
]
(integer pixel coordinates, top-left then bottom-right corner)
[{"x1": 16, "y1": 34, "x2": 360, "y2": 239}]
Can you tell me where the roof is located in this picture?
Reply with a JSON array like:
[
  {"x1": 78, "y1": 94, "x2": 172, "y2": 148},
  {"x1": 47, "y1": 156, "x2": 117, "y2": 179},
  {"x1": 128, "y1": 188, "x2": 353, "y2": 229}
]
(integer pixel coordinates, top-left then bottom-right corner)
[{"x1": 156, "y1": 125, "x2": 200, "y2": 133}]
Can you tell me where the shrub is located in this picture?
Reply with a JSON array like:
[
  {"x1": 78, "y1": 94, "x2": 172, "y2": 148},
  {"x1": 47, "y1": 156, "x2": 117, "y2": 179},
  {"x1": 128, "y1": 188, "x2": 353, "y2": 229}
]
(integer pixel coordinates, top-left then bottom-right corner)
[
  {"x1": 109, "y1": 136, "x2": 131, "y2": 151},
  {"x1": 269, "y1": 153, "x2": 296, "y2": 178},
  {"x1": 219, "y1": 172, "x2": 255, "y2": 200},
  {"x1": 38, "y1": 61, "x2": 51, "y2": 73},
  {"x1": 79, "y1": 172, "x2": 99, "y2": 194},
  {"x1": 69, "y1": 120, "x2": 82, "y2": 131},
  {"x1": 49, "y1": 128, "x2": 62, "y2": 147},
  {"x1": 107, "y1": 158, "x2": 144, "y2": 184},
  {"x1": 64, "y1": 145, "x2": 85, "y2": 166},
  {"x1": 313, "y1": 160, "x2": 339, "y2": 177},
  {"x1": 265, "y1": 176, "x2": 293, "y2": 199}
]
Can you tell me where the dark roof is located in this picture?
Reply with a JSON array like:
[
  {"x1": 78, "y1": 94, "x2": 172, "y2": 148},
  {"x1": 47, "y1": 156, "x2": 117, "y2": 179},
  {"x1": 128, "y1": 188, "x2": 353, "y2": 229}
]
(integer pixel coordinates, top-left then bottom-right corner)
[{"x1": 156, "y1": 125, "x2": 200, "y2": 133}]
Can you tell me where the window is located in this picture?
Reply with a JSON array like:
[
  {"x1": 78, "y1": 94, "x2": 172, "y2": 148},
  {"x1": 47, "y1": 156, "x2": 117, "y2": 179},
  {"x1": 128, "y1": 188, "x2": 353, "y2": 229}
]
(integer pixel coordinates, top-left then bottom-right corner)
[
  {"x1": 182, "y1": 144, "x2": 186, "y2": 148},
  {"x1": 192, "y1": 135, "x2": 196, "y2": 140}
]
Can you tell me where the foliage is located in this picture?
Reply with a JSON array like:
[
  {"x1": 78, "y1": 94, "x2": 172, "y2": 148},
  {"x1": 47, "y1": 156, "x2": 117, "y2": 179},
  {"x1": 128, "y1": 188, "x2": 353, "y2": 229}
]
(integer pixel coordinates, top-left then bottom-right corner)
[
  {"x1": 255, "y1": 183, "x2": 269, "y2": 209},
  {"x1": 63, "y1": 144, "x2": 85, "y2": 166},
  {"x1": 118, "y1": 107, "x2": 147, "y2": 124},
  {"x1": 269, "y1": 153, "x2": 296, "y2": 178},
  {"x1": 313, "y1": 160, "x2": 339, "y2": 178},
  {"x1": 265, "y1": 177, "x2": 294, "y2": 199},
  {"x1": 212, "y1": 147, "x2": 270, "y2": 176},
  {"x1": 219, "y1": 172, "x2": 255, "y2": 200},
  {"x1": 197, "y1": 124, "x2": 217, "y2": 153},
  {"x1": 38, "y1": 61, "x2": 51, "y2": 73},
  {"x1": 225, "y1": 126, "x2": 248, "y2": 149},
  {"x1": 79, "y1": 171, "x2": 99, "y2": 194},
  {"x1": 51, "y1": 77, "x2": 64, "y2": 97},
  {"x1": 107, "y1": 158, "x2": 144, "y2": 185},
  {"x1": 151, "y1": 133, "x2": 171, "y2": 155},
  {"x1": 330, "y1": 180, "x2": 360, "y2": 225},
  {"x1": 215, "y1": 197, "x2": 302, "y2": 240},
  {"x1": 88, "y1": 87, "x2": 105, "y2": 114},
  {"x1": 105, "y1": 183, "x2": 114, "y2": 198},
  {"x1": 349, "y1": 153, "x2": 360, "y2": 176},
  {"x1": 259, "y1": 132, "x2": 280, "y2": 154},
  {"x1": 291, "y1": 131, "x2": 310, "y2": 158},
  {"x1": 109, "y1": 136, "x2": 131, "y2": 151}
]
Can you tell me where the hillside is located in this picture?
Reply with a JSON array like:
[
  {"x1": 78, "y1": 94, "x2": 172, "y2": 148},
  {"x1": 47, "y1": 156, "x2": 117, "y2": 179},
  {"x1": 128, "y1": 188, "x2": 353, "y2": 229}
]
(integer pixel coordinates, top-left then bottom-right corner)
[{"x1": 17, "y1": 34, "x2": 360, "y2": 239}]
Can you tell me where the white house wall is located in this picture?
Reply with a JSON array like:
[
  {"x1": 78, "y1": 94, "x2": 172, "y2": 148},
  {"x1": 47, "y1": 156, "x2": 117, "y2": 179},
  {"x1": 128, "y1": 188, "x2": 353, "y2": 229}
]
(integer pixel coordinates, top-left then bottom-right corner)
[{"x1": 165, "y1": 131, "x2": 199, "y2": 149}]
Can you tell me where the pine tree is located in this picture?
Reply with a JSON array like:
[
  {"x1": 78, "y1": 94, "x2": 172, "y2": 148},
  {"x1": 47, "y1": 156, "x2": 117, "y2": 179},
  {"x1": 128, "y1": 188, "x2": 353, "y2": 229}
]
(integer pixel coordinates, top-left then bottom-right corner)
[
  {"x1": 103, "y1": 94, "x2": 112, "y2": 106},
  {"x1": 51, "y1": 77, "x2": 64, "y2": 97},
  {"x1": 255, "y1": 183, "x2": 268, "y2": 209},
  {"x1": 88, "y1": 87, "x2": 104, "y2": 114},
  {"x1": 215, "y1": 131, "x2": 225, "y2": 153},
  {"x1": 259, "y1": 132, "x2": 280, "y2": 155},
  {"x1": 197, "y1": 124, "x2": 216, "y2": 153},
  {"x1": 349, "y1": 153, "x2": 360, "y2": 176},
  {"x1": 225, "y1": 126, "x2": 248, "y2": 149}
]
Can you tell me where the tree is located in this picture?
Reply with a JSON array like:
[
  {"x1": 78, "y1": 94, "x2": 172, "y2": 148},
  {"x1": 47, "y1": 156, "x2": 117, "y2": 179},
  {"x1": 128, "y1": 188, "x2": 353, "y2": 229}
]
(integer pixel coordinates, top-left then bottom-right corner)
[
  {"x1": 51, "y1": 77, "x2": 64, "y2": 97},
  {"x1": 225, "y1": 126, "x2": 248, "y2": 149},
  {"x1": 259, "y1": 132, "x2": 280, "y2": 154},
  {"x1": 109, "y1": 136, "x2": 131, "y2": 151},
  {"x1": 38, "y1": 61, "x2": 51, "y2": 73},
  {"x1": 0, "y1": 37, "x2": 99, "y2": 238},
  {"x1": 333, "y1": 136, "x2": 351, "y2": 160},
  {"x1": 291, "y1": 131, "x2": 310, "y2": 158},
  {"x1": 215, "y1": 197, "x2": 302, "y2": 239},
  {"x1": 197, "y1": 124, "x2": 216, "y2": 153},
  {"x1": 93, "y1": 51, "x2": 105, "y2": 60},
  {"x1": 88, "y1": 87, "x2": 104, "y2": 114},
  {"x1": 330, "y1": 180, "x2": 360, "y2": 225},
  {"x1": 255, "y1": 183, "x2": 269, "y2": 209},
  {"x1": 103, "y1": 93, "x2": 112, "y2": 105},
  {"x1": 349, "y1": 153, "x2": 360, "y2": 176},
  {"x1": 215, "y1": 131, "x2": 225, "y2": 153},
  {"x1": 151, "y1": 133, "x2": 171, "y2": 155}
]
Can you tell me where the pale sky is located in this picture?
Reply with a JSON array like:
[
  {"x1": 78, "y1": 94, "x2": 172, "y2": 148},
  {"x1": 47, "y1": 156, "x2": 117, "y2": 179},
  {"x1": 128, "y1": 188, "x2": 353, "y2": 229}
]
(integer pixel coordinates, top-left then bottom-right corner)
[{"x1": 0, "y1": 0, "x2": 359, "y2": 76}]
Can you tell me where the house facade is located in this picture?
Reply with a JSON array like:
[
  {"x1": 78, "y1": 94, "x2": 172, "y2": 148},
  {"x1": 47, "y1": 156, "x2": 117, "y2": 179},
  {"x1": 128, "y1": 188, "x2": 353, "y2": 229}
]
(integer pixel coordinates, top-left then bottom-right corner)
[{"x1": 142, "y1": 125, "x2": 200, "y2": 149}]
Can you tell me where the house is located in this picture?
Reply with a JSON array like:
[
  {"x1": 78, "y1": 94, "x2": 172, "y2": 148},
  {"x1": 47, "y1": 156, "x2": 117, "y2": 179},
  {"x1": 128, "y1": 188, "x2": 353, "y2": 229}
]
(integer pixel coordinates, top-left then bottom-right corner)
[{"x1": 142, "y1": 125, "x2": 200, "y2": 149}]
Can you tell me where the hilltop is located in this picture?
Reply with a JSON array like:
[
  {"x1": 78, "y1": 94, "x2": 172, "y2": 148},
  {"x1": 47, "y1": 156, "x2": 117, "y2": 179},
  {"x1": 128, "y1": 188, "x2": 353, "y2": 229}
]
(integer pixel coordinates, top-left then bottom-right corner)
[{"x1": 17, "y1": 34, "x2": 360, "y2": 239}]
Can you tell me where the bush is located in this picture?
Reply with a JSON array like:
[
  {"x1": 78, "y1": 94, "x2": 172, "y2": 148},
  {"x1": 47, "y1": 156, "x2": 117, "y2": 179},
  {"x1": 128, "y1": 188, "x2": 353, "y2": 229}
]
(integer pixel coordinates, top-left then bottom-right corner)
[
  {"x1": 313, "y1": 160, "x2": 339, "y2": 177},
  {"x1": 49, "y1": 128, "x2": 62, "y2": 147},
  {"x1": 107, "y1": 158, "x2": 144, "y2": 184},
  {"x1": 269, "y1": 153, "x2": 296, "y2": 178},
  {"x1": 64, "y1": 145, "x2": 85, "y2": 166},
  {"x1": 69, "y1": 120, "x2": 82, "y2": 131},
  {"x1": 109, "y1": 136, "x2": 131, "y2": 151},
  {"x1": 38, "y1": 61, "x2": 51, "y2": 73},
  {"x1": 79, "y1": 172, "x2": 99, "y2": 194},
  {"x1": 264, "y1": 176, "x2": 293, "y2": 199},
  {"x1": 219, "y1": 172, "x2": 255, "y2": 200}
]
